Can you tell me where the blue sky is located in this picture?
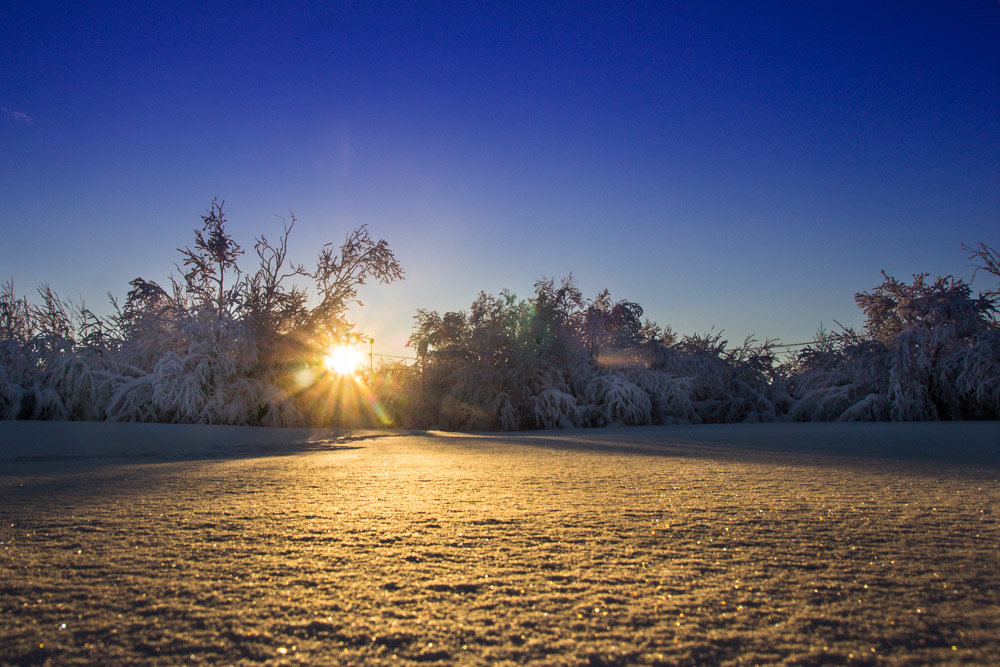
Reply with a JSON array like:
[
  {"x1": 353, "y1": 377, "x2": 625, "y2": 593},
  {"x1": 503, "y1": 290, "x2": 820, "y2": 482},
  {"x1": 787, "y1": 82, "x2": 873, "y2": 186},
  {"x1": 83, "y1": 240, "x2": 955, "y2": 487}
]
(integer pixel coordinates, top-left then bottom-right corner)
[{"x1": 2, "y1": 1, "x2": 998, "y2": 356}]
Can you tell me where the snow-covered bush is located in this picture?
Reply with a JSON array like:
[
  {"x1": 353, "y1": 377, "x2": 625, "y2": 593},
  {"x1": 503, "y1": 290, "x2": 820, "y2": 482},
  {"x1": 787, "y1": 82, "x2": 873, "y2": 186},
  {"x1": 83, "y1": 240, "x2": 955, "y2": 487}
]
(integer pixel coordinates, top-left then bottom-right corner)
[
  {"x1": 648, "y1": 332, "x2": 778, "y2": 423},
  {"x1": 0, "y1": 380, "x2": 24, "y2": 420},
  {"x1": 396, "y1": 278, "x2": 779, "y2": 430},
  {"x1": 785, "y1": 267, "x2": 998, "y2": 422},
  {"x1": 935, "y1": 329, "x2": 1000, "y2": 419},
  {"x1": 622, "y1": 369, "x2": 700, "y2": 424},
  {"x1": 528, "y1": 387, "x2": 583, "y2": 429},
  {"x1": 784, "y1": 340, "x2": 891, "y2": 422},
  {"x1": 584, "y1": 374, "x2": 652, "y2": 426},
  {"x1": 402, "y1": 285, "x2": 591, "y2": 430},
  {"x1": 5, "y1": 221, "x2": 997, "y2": 431},
  {"x1": 0, "y1": 200, "x2": 402, "y2": 426},
  {"x1": 398, "y1": 248, "x2": 998, "y2": 431}
]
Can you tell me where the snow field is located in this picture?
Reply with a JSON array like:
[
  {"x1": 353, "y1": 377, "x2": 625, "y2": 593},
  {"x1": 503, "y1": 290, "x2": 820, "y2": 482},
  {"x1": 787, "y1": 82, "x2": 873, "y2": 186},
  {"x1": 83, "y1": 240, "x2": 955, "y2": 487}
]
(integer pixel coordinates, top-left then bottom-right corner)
[{"x1": 2, "y1": 422, "x2": 999, "y2": 664}]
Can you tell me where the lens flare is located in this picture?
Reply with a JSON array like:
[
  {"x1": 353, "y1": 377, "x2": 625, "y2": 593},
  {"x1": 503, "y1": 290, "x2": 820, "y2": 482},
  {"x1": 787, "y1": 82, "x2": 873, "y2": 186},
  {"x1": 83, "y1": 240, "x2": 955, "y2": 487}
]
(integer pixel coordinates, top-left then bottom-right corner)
[{"x1": 323, "y1": 345, "x2": 364, "y2": 376}]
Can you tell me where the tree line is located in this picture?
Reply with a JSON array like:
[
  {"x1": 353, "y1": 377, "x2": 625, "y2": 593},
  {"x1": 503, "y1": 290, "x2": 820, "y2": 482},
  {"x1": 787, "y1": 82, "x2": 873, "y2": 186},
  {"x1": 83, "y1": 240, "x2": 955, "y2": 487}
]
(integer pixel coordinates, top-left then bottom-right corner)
[{"x1": 2, "y1": 202, "x2": 997, "y2": 428}]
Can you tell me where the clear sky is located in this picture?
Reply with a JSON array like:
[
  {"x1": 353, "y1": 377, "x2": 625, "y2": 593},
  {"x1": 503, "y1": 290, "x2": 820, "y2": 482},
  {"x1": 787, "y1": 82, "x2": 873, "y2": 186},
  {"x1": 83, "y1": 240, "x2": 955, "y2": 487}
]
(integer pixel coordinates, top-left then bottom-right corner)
[{"x1": 2, "y1": 1, "x2": 998, "y2": 357}]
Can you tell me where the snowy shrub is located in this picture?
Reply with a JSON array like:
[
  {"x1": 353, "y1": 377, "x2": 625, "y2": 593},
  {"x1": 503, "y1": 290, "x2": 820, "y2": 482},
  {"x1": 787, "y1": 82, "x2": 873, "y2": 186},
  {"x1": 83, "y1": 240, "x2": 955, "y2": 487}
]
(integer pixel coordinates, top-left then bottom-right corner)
[
  {"x1": 366, "y1": 251, "x2": 999, "y2": 429},
  {"x1": 21, "y1": 385, "x2": 68, "y2": 421},
  {"x1": 438, "y1": 395, "x2": 493, "y2": 431},
  {"x1": 528, "y1": 387, "x2": 583, "y2": 429},
  {"x1": 786, "y1": 374, "x2": 858, "y2": 421},
  {"x1": 838, "y1": 392, "x2": 889, "y2": 422},
  {"x1": 785, "y1": 341, "x2": 890, "y2": 422},
  {"x1": 936, "y1": 329, "x2": 1000, "y2": 419},
  {"x1": 43, "y1": 353, "x2": 112, "y2": 421},
  {"x1": 256, "y1": 383, "x2": 303, "y2": 427},
  {"x1": 5, "y1": 220, "x2": 997, "y2": 432},
  {"x1": 493, "y1": 391, "x2": 520, "y2": 431},
  {"x1": 398, "y1": 278, "x2": 785, "y2": 430},
  {"x1": 506, "y1": 360, "x2": 582, "y2": 430},
  {"x1": 106, "y1": 374, "x2": 158, "y2": 423},
  {"x1": 584, "y1": 374, "x2": 652, "y2": 426},
  {"x1": 0, "y1": 379, "x2": 24, "y2": 420},
  {"x1": 649, "y1": 332, "x2": 778, "y2": 423},
  {"x1": 0, "y1": 200, "x2": 403, "y2": 427},
  {"x1": 886, "y1": 328, "x2": 945, "y2": 421},
  {"x1": 622, "y1": 369, "x2": 699, "y2": 424},
  {"x1": 855, "y1": 272, "x2": 992, "y2": 344},
  {"x1": 403, "y1": 285, "x2": 589, "y2": 430},
  {"x1": 785, "y1": 267, "x2": 997, "y2": 422}
]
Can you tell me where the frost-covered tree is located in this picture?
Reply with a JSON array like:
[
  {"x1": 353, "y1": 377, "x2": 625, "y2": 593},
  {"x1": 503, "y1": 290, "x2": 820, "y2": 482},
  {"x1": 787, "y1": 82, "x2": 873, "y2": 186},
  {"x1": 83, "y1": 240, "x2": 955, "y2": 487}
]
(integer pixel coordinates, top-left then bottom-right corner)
[
  {"x1": 583, "y1": 290, "x2": 644, "y2": 361},
  {"x1": 964, "y1": 242, "x2": 1000, "y2": 301},
  {"x1": 0, "y1": 200, "x2": 403, "y2": 426},
  {"x1": 855, "y1": 272, "x2": 991, "y2": 344},
  {"x1": 647, "y1": 331, "x2": 778, "y2": 424},
  {"x1": 396, "y1": 277, "x2": 780, "y2": 430},
  {"x1": 179, "y1": 198, "x2": 244, "y2": 319},
  {"x1": 783, "y1": 332, "x2": 891, "y2": 422},
  {"x1": 239, "y1": 217, "x2": 309, "y2": 348},
  {"x1": 785, "y1": 267, "x2": 998, "y2": 421},
  {"x1": 406, "y1": 280, "x2": 589, "y2": 430},
  {"x1": 0, "y1": 280, "x2": 121, "y2": 421},
  {"x1": 306, "y1": 226, "x2": 403, "y2": 333},
  {"x1": 7, "y1": 228, "x2": 998, "y2": 430}
]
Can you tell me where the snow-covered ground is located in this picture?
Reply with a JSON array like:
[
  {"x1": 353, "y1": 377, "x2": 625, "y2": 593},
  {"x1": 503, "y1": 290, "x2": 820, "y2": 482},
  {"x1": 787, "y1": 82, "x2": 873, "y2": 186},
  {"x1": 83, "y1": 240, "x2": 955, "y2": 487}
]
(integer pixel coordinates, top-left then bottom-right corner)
[
  {"x1": 2, "y1": 422, "x2": 999, "y2": 664},
  {"x1": 2, "y1": 420, "x2": 998, "y2": 464},
  {"x1": 0, "y1": 420, "x2": 353, "y2": 460}
]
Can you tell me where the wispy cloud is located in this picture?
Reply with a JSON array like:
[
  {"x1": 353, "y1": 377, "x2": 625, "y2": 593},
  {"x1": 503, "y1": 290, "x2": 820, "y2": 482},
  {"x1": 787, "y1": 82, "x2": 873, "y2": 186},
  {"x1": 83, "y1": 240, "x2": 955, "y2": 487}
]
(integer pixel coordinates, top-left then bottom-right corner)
[{"x1": 2, "y1": 106, "x2": 33, "y2": 123}]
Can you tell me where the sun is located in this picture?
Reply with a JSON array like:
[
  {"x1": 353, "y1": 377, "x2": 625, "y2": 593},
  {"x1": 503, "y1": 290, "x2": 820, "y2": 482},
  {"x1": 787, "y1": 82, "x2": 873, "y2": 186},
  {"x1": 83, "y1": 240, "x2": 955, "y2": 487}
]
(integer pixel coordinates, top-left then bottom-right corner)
[{"x1": 323, "y1": 344, "x2": 365, "y2": 376}]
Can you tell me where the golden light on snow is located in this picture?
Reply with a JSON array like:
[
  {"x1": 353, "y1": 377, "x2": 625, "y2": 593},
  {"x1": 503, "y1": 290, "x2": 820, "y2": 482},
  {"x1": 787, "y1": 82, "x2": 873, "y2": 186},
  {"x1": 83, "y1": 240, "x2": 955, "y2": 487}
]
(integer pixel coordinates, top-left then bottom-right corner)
[{"x1": 323, "y1": 344, "x2": 365, "y2": 376}]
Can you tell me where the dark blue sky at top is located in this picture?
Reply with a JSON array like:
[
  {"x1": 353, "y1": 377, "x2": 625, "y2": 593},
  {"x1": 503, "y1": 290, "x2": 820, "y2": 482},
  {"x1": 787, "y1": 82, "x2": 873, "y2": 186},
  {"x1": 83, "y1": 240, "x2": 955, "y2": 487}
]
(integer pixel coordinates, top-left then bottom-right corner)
[{"x1": 2, "y1": 1, "x2": 998, "y2": 354}]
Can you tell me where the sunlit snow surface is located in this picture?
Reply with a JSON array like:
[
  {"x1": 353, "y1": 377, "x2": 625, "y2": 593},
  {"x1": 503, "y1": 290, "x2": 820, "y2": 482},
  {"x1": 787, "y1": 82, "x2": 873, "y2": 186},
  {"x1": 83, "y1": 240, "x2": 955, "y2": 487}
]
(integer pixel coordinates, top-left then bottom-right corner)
[{"x1": 2, "y1": 422, "x2": 999, "y2": 664}]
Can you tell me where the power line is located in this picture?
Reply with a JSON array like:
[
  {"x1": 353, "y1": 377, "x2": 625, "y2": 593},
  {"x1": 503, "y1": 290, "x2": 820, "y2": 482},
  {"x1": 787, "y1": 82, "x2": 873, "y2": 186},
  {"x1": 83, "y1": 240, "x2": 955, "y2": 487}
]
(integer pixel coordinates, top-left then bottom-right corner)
[
  {"x1": 769, "y1": 341, "x2": 818, "y2": 350},
  {"x1": 373, "y1": 352, "x2": 417, "y2": 361}
]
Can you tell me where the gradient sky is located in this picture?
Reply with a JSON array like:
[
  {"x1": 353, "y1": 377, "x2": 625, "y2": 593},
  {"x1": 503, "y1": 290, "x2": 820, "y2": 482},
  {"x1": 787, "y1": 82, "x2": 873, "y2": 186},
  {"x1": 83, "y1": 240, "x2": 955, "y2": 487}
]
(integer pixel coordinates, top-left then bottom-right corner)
[{"x1": 2, "y1": 1, "x2": 998, "y2": 357}]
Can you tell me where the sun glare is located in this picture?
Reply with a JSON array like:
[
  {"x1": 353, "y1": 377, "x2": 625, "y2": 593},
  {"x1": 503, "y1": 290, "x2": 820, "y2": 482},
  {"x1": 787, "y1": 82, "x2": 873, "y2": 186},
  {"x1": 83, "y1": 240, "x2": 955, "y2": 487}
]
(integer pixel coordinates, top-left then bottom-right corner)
[{"x1": 323, "y1": 345, "x2": 364, "y2": 376}]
